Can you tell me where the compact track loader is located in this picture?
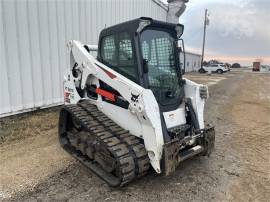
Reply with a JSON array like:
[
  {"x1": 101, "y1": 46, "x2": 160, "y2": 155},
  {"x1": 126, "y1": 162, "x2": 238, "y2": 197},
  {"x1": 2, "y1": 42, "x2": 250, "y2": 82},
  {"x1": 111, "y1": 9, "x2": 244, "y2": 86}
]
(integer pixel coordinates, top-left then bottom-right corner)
[{"x1": 59, "y1": 17, "x2": 215, "y2": 186}]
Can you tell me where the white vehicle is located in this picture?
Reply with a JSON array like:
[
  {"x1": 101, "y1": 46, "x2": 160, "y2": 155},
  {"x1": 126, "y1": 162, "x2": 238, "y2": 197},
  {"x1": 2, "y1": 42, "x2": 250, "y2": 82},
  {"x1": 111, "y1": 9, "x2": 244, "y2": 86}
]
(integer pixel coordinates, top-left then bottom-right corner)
[
  {"x1": 199, "y1": 63, "x2": 228, "y2": 74},
  {"x1": 261, "y1": 65, "x2": 270, "y2": 72},
  {"x1": 59, "y1": 17, "x2": 215, "y2": 187}
]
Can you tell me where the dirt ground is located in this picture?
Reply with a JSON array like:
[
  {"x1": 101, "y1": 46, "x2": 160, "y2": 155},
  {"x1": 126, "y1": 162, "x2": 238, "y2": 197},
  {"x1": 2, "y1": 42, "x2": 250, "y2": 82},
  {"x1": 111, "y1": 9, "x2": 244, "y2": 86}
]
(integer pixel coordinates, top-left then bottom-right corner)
[{"x1": 0, "y1": 70, "x2": 269, "y2": 202}]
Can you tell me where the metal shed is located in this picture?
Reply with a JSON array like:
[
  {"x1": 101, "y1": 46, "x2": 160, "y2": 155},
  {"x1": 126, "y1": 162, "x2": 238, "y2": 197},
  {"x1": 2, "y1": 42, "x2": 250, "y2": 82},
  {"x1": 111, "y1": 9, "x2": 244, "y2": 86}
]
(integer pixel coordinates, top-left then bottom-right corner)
[
  {"x1": 0, "y1": 0, "x2": 168, "y2": 117},
  {"x1": 180, "y1": 51, "x2": 202, "y2": 72}
]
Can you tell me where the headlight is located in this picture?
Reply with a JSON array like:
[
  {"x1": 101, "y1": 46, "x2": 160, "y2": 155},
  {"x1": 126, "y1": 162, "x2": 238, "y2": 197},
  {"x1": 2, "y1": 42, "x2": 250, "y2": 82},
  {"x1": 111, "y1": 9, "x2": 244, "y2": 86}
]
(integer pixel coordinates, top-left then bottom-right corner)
[{"x1": 199, "y1": 86, "x2": 208, "y2": 99}]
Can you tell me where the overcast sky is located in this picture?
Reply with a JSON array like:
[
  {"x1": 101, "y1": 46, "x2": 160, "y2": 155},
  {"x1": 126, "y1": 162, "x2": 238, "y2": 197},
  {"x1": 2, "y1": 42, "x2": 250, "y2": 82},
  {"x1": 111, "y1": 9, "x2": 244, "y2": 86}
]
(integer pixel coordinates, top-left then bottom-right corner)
[{"x1": 179, "y1": 0, "x2": 270, "y2": 65}]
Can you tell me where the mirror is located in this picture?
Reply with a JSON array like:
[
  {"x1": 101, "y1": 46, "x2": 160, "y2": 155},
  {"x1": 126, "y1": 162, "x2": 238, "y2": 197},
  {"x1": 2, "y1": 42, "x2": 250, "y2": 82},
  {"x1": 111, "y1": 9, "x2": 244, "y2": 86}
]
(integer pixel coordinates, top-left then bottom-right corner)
[
  {"x1": 143, "y1": 59, "x2": 149, "y2": 73},
  {"x1": 178, "y1": 38, "x2": 186, "y2": 74}
]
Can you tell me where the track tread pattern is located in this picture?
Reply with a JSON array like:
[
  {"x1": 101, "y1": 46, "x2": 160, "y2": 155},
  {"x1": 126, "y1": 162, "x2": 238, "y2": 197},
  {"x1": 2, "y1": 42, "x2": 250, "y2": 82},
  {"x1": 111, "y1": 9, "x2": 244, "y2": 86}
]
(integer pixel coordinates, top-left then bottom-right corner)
[
  {"x1": 79, "y1": 101, "x2": 150, "y2": 177},
  {"x1": 60, "y1": 101, "x2": 150, "y2": 186}
]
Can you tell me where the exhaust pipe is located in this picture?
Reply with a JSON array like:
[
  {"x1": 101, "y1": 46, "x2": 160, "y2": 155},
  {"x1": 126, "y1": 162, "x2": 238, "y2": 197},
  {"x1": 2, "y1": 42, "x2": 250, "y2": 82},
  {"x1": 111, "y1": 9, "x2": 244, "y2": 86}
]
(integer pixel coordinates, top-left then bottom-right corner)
[{"x1": 167, "y1": 0, "x2": 189, "y2": 23}]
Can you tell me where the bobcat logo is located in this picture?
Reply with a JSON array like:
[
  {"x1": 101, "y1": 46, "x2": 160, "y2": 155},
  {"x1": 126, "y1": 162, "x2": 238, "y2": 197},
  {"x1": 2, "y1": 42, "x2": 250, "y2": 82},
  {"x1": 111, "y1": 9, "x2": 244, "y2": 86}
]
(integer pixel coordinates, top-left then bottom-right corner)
[{"x1": 131, "y1": 93, "x2": 139, "y2": 102}]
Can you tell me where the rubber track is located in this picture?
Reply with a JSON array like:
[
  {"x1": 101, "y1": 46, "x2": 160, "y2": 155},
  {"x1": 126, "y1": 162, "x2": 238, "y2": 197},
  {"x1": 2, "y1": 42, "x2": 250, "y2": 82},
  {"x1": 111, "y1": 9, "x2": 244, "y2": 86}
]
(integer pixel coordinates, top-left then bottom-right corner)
[
  {"x1": 60, "y1": 101, "x2": 149, "y2": 186},
  {"x1": 78, "y1": 101, "x2": 150, "y2": 177}
]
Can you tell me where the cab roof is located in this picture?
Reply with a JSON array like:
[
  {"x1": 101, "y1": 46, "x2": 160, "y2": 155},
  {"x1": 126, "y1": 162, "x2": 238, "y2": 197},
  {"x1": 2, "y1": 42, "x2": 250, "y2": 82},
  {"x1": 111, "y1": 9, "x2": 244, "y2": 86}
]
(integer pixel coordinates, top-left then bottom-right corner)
[{"x1": 99, "y1": 17, "x2": 183, "y2": 39}]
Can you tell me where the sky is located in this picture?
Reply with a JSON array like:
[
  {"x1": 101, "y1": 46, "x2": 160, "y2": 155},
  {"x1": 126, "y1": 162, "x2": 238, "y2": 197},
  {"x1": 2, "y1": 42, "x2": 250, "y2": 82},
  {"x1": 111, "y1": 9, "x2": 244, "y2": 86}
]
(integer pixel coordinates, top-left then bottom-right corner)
[{"x1": 177, "y1": 0, "x2": 270, "y2": 66}]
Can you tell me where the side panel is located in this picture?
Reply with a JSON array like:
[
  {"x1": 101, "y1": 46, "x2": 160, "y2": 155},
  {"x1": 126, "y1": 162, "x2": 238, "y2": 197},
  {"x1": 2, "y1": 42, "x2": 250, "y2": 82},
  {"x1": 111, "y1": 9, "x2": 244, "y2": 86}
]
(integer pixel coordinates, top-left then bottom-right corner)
[
  {"x1": 184, "y1": 78, "x2": 208, "y2": 129},
  {"x1": 1, "y1": 0, "x2": 23, "y2": 113},
  {"x1": 99, "y1": 102, "x2": 143, "y2": 139},
  {"x1": 0, "y1": 1, "x2": 11, "y2": 114},
  {"x1": 27, "y1": 0, "x2": 44, "y2": 107}
]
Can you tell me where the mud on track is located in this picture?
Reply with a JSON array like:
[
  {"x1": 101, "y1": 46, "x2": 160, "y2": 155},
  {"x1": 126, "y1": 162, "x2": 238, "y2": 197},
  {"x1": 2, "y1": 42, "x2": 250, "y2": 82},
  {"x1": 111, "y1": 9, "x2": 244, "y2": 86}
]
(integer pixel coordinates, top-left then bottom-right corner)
[{"x1": 1, "y1": 71, "x2": 269, "y2": 201}]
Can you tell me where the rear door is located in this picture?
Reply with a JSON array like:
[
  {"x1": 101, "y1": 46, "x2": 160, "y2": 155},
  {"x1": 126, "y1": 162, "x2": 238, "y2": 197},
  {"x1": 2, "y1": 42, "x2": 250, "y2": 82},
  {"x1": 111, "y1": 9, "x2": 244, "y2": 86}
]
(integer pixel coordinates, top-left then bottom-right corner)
[{"x1": 210, "y1": 64, "x2": 218, "y2": 72}]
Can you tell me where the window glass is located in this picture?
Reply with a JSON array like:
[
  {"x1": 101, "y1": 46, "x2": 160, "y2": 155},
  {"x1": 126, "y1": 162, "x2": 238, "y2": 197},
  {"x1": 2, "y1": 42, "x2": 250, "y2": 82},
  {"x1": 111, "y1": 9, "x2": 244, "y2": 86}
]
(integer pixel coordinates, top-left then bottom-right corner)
[
  {"x1": 140, "y1": 29, "x2": 181, "y2": 106},
  {"x1": 100, "y1": 32, "x2": 137, "y2": 82},
  {"x1": 101, "y1": 35, "x2": 116, "y2": 66},
  {"x1": 118, "y1": 32, "x2": 136, "y2": 81},
  {"x1": 119, "y1": 33, "x2": 133, "y2": 62}
]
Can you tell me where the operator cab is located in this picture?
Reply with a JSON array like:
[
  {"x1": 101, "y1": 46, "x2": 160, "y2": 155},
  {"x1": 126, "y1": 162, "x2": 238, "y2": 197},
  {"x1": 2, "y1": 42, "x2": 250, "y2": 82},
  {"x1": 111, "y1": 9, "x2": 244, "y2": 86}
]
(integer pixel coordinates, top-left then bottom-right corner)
[{"x1": 98, "y1": 17, "x2": 185, "y2": 112}]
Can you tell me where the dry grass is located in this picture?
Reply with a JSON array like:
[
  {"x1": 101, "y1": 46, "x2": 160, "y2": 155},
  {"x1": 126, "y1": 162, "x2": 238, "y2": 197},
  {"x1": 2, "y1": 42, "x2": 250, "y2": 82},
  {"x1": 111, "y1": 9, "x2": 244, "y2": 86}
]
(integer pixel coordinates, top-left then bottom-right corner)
[{"x1": 0, "y1": 107, "x2": 61, "y2": 144}]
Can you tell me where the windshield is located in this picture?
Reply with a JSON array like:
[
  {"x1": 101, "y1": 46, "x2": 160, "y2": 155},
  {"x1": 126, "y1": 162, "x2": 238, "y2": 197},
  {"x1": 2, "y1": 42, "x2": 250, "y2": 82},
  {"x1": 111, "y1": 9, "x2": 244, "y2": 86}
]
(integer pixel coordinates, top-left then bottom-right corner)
[{"x1": 140, "y1": 29, "x2": 181, "y2": 106}]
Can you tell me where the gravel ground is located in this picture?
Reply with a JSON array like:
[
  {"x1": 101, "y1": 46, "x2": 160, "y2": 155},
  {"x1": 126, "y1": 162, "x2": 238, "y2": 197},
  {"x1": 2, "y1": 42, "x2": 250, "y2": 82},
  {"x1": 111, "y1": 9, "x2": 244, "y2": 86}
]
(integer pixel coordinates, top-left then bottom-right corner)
[{"x1": 0, "y1": 70, "x2": 269, "y2": 202}]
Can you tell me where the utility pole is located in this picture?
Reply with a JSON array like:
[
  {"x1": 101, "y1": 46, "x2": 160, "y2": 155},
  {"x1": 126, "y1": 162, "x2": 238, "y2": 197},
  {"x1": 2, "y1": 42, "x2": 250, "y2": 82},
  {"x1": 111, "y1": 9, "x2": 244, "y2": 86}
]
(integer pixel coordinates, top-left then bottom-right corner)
[{"x1": 201, "y1": 9, "x2": 208, "y2": 68}]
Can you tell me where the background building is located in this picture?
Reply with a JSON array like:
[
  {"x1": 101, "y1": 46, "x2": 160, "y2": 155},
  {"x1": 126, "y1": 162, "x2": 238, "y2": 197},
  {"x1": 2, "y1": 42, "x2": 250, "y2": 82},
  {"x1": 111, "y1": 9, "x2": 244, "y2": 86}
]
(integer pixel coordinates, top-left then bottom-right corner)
[
  {"x1": 0, "y1": 0, "x2": 194, "y2": 117},
  {"x1": 0, "y1": 0, "x2": 168, "y2": 117},
  {"x1": 180, "y1": 51, "x2": 202, "y2": 72}
]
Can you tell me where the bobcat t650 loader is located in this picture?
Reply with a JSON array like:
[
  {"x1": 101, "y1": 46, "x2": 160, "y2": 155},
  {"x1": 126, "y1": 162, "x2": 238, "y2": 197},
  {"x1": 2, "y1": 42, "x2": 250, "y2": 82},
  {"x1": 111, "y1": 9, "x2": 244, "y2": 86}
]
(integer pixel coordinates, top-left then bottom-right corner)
[{"x1": 59, "y1": 17, "x2": 215, "y2": 186}]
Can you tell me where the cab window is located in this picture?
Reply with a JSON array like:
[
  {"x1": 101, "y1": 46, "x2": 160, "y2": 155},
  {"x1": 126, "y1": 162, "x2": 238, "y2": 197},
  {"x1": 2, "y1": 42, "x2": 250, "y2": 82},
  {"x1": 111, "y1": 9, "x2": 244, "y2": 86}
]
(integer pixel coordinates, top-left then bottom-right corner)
[
  {"x1": 100, "y1": 32, "x2": 138, "y2": 82},
  {"x1": 101, "y1": 35, "x2": 117, "y2": 66}
]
